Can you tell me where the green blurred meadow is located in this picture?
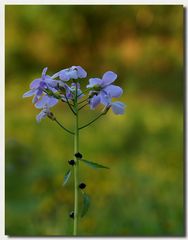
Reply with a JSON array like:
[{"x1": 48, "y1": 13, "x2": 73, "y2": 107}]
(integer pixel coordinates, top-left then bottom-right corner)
[{"x1": 5, "y1": 5, "x2": 184, "y2": 236}]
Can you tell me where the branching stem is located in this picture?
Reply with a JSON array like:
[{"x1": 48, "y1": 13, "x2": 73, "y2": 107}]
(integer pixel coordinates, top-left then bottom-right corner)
[
  {"x1": 79, "y1": 112, "x2": 105, "y2": 130},
  {"x1": 65, "y1": 95, "x2": 76, "y2": 115},
  {"x1": 78, "y1": 97, "x2": 89, "y2": 105},
  {"x1": 78, "y1": 103, "x2": 88, "y2": 111},
  {"x1": 54, "y1": 119, "x2": 74, "y2": 135},
  {"x1": 77, "y1": 88, "x2": 90, "y2": 98}
]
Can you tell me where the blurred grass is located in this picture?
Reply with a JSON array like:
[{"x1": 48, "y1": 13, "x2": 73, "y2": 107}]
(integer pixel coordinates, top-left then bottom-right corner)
[{"x1": 5, "y1": 5, "x2": 184, "y2": 236}]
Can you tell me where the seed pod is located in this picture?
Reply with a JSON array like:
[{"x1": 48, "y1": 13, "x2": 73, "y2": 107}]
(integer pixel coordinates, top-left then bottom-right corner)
[
  {"x1": 47, "y1": 112, "x2": 56, "y2": 121},
  {"x1": 69, "y1": 211, "x2": 74, "y2": 219},
  {"x1": 68, "y1": 160, "x2": 75, "y2": 166},
  {"x1": 75, "y1": 152, "x2": 83, "y2": 159},
  {"x1": 79, "y1": 183, "x2": 86, "y2": 189}
]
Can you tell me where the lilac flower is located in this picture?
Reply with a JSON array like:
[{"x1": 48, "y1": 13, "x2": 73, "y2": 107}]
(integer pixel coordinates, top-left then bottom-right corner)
[
  {"x1": 87, "y1": 71, "x2": 123, "y2": 109},
  {"x1": 52, "y1": 66, "x2": 87, "y2": 81},
  {"x1": 23, "y1": 66, "x2": 125, "y2": 125},
  {"x1": 36, "y1": 105, "x2": 51, "y2": 122},
  {"x1": 35, "y1": 94, "x2": 58, "y2": 109},
  {"x1": 89, "y1": 94, "x2": 101, "y2": 109},
  {"x1": 111, "y1": 101, "x2": 125, "y2": 115},
  {"x1": 23, "y1": 67, "x2": 58, "y2": 104}
]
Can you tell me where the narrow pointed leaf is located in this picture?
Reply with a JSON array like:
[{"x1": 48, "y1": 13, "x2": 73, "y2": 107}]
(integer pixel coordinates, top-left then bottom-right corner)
[
  {"x1": 63, "y1": 169, "x2": 71, "y2": 186},
  {"x1": 80, "y1": 159, "x2": 109, "y2": 169},
  {"x1": 81, "y1": 193, "x2": 91, "y2": 217}
]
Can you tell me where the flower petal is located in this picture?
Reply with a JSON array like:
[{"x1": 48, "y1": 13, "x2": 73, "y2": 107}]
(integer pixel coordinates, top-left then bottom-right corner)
[
  {"x1": 89, "y1": 94, "x2": 101, "y2": 109},
  {"x1": 104, "y1": 85, "x2": 123, "y2": 98},
  {"x1": 100, "y1": 91, "x2": 111, "y2": 106},
  {"x1": 35, "y1": 95, "x2": 49, "y2": 109},
  {"x1": 111, "y1": 101, "x2": 125, "y2": 115},
  {"x1": 48, "y1": 97, "x2": 58, "y2": 107},
  {"x1": 68, "y1": 69, "x2": 78, "y2": 79},
  {"x1": 71, "y1": 82, "x2": 80, "y2": 89},
  {"x1": 59, "y1": 70, "x2": 70, "y2": 81},
  {"x1": 56, "y1": 80, "x2": 65, "y2": 88},
  {"x1": 42, "y1": 67, "x2": 48, "y2": 79},
  {"x1": 75, "y1": 66, "x2": 87, "y2": 78},
  {"x1": 36, "y1": 110, "x2": 47, "y2": 122},
  {"x1": 36, "y1": 88, "x2": 43, "y2": 97},
  {"x1": 39, "y1": 81, "x2": 47, "y2": 89},
  {"x1": 63, "y1": 84, "x2": 72, "y2": 99},
  {"x1": 102, "y1": 71, "x2": 117, "y2": 86},
  {"x1": 87, "y1": 78, "x2": 102, "y2": 88},
  {"x1": 45, "y1": 76, "x2": 58, "y2": 88},
  {"x1": 48, "y1": 85, "x2": 58, "y2": 93},
  {"x1": 32, "y1": 95, "x2": 39, "y2": 104},
  {"x1": 51, "y1": 71, "x2": 60, "y2": 79},
  {"x1": 22, "y1": 89, "x2": 36, "y2": 98},
  {"x1": 30, "y1": 78, "x2": 41, "y2": 89}
]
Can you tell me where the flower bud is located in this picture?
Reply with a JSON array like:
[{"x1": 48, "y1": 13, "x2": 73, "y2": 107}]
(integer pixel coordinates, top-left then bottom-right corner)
[
  {"x1": 68, "y1": 159, "x2": 75, "y2": 166},
  {"x1": 47, "y1": 112, "x2": 56, "y2": 121},
  {"x1": 69, "y1": 211, "x2": 74, "y2": 219},
  {"x1": 79, "y1": 182, "x2": 86, "y2": 189},
  {"x1": 75, "y1": 152, "x2": 82, "y2": 159}
]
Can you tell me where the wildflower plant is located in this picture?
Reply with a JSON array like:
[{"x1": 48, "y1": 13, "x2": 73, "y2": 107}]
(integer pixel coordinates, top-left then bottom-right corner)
[{"x1": 23, "y1": 66, "x2": 126, "y2": 235}]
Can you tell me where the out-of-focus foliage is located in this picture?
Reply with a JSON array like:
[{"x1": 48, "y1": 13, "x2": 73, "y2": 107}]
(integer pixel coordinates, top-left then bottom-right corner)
[{"x1": 5, "y1": 5, "x2": 184, "y2": 236}]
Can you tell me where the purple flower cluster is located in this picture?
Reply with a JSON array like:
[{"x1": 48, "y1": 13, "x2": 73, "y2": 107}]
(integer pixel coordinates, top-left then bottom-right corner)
[{"x1": 23, "y1": 66, "x2": 125, "y2": 122}]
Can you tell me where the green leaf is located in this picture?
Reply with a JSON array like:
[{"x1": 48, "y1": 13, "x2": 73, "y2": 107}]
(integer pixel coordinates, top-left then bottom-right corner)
[
  {"x1": 63, "y1": 169, "x2": 71, "y2": 186},
  {"x1": 81, "y1": 193, "x2": 91, "y2": 217},
  {"x1": 80, "y1": 159, "x2": 110, "y2": 169}
]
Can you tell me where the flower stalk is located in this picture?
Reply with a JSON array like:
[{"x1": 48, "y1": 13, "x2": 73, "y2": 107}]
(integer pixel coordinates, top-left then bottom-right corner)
[
  {"x1": 65, "y1": 94, "x2": 76, "y2": 115},
  {"x1": 73, "y1": 82, "x2": 79, "y2": 235}
]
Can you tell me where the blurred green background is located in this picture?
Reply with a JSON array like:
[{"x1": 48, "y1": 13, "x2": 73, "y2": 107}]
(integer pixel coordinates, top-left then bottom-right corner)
[{"x1": 5, "y1": 5, "x2": 184, "y2": 236}]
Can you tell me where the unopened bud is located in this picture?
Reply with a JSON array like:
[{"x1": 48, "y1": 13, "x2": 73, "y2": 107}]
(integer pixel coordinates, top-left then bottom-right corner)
[{"x1": 47, "y1": 112, "x2": 56, "y2": 121}]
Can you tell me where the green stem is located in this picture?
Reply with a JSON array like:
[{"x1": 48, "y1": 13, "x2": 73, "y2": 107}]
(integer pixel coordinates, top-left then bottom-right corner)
[
  {"x1": 78, "y1": 97, "x2": 89, "y2": 105},
  {"x1": 77, "y1": 88, "x2": 90, "y2": 98},
  {"x1": 65, "y1": 95, "x2": 76, "y2": 115},
  {"x1": 54, "y1": 119, "x2": 74, "y2": 135},
  {"x1": 78, "y1": 103, "x2": 88, "y2": 111},
  {"x1": 79, "y1": 112, "x2": 105, "y2": 130},
  {"x1": 73, "y1": 84, "x2": 79, "y2": 236},
  {"x1": 61, "y1": 98, "x2": 74, "y2": 106}
]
